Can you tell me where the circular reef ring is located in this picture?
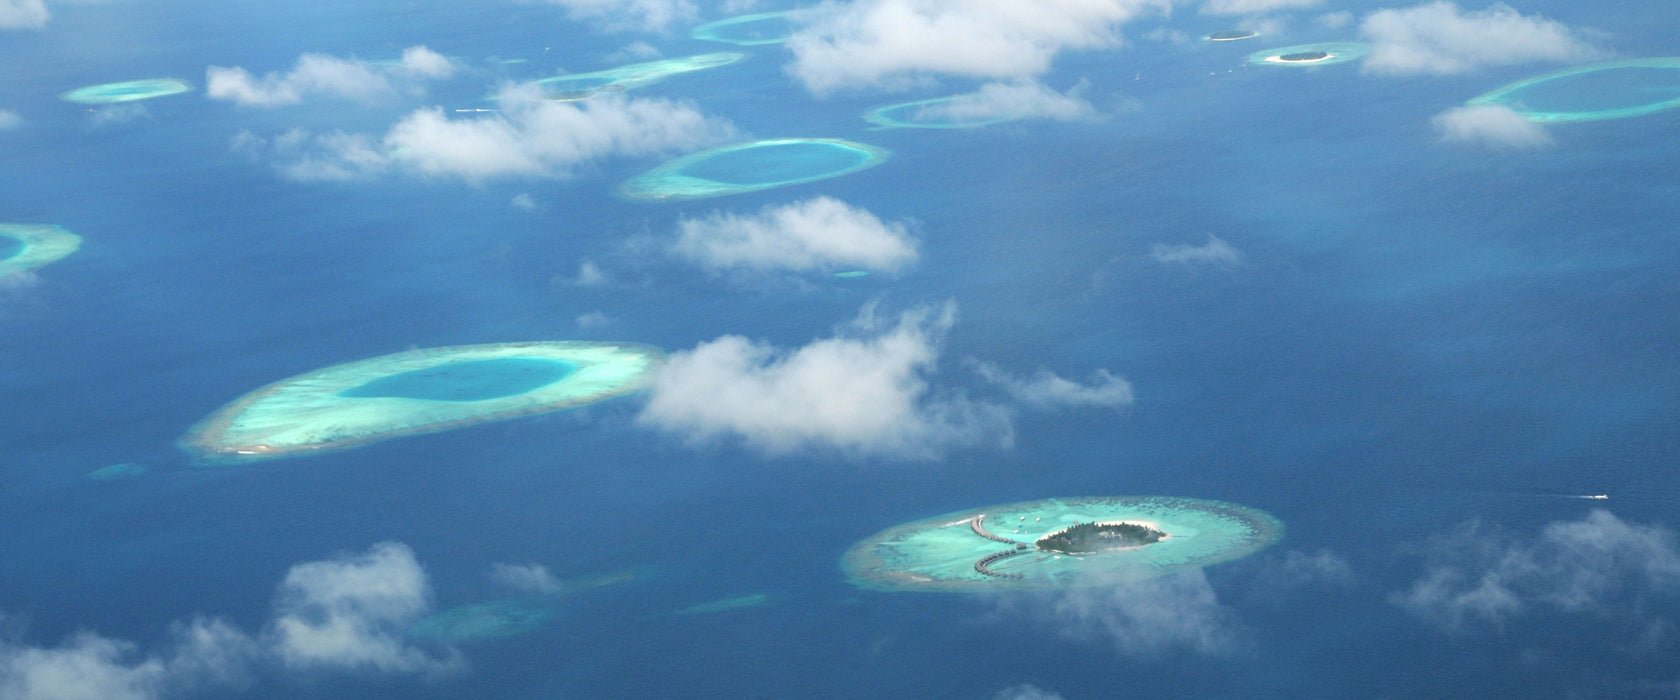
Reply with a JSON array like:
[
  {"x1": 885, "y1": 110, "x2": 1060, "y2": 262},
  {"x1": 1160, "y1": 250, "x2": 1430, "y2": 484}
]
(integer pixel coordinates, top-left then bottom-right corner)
[{"x1": 180, "y1": 341, "x2": 663, "y2": 462}]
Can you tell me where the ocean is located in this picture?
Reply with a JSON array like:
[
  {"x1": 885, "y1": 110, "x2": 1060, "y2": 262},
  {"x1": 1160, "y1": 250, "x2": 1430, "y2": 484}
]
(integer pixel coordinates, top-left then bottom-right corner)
[{"x1": 3, "y1": 0, "x2": 1680, "y2": 697}]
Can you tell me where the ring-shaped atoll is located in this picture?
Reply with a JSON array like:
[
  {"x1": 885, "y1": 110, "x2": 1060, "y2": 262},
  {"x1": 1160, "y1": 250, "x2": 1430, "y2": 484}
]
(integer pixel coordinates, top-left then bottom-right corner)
[
  {"x1": 864, "y1": 95, "x2": 1024, "y2": 129},
  {"x1": 842, "y1": 496, "x2": 1283, "y2": 591},
  {"x1": 180, "y1": 341, "x2": 663, "y2": 462},
  {"x1": 61, "y1": 78, "x2": 192, "y2": 104},
  {"x1": 619, "y1": 138, "x2": 890, "y2": 201},
  {"x1": 532, "y1": 53, "x2": 745, "y2": 101},
  {"x1": 1467, "y1": 58, "x2": 1680, "y2": 123},
  {"x1": 1247, "y1": 42, "x2": 1367, "y2": 67},
  {"x1": 408, "y1": 599, "x2": 559, "y2": 642},
  {"x1": 1206, "y1": 30, "x2": 1258, "y2": 42},
  {"x1": 691, "y1": 12, "x2": 793, "y2": 46},
  {"x1": 0, "y1": 224, "x2": 82, "y2": 280}
]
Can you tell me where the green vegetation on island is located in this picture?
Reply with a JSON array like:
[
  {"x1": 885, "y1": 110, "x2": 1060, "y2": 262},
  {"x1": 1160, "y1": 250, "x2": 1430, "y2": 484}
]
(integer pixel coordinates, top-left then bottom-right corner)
[
  {"x1": 1280, "y1": 51, "x2": 1330, "y2": 62},
  {"x1": 1037, "y1": 521, "x2": 1165, "y2": 554}
]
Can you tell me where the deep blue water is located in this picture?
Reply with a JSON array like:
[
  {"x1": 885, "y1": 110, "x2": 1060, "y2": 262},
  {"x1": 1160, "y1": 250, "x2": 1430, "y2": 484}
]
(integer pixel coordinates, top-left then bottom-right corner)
[{"x1": 3, "y1": 0, "x2": 1680, "y2": 698}]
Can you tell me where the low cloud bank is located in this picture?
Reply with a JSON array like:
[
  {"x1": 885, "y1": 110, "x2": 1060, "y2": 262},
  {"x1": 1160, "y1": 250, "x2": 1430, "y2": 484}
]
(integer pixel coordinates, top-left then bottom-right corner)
[
  {"x1": 1359, "y1": 1, "x2": 1594, "y2": 76},
  {"x1": 638, "y1": 303, "x2": 1011, "y2": 459},
  {"x1": 1201, "y1": 0, "x2": 1322, "y2": 16},
  {"x1": 1392, "y1": 510, "x2": 1680, "y2": 631},
  {"x1": 0, "y1": 0, "x2": 48, "y2": 30},
  {"x1": 208, "y1": 46, "x2": 456, "y2": 108},
  {"x1": 0, "y1": 542, "x2": 456, "y2": 700},
  {"x1": 970, "y1": 362, "x2": 1133, "y2": 409},
  {"x1": 1432, "y1": 104, "x2": 1551, "y2": 148},
  {"x1": 1000, "y1": 570, "x2": 1244, "y2": 656},
  {"x1": 238, "y1": 83, "x2": 729, "y2": 181},
  {"x1": 1151, "y1": 236, "x2": 1243, "y2": 265},
  {"x1": 535, "y1": 0, "x2": 697, "y2": 32},
  {"x1": 489, "y1": 563, "x2": 564, "y2": 595},
  {"x1": 785, "y1": 0, "x2": 1169, "y2": 93},
  {"x1": 915, "y1": 81, "x2": 1097, "y2": 123},
  {"x1": 639, "y1": 303, "x2": 1135, "y2": 459},
  {"x1": 672, "y1": 197, "x2": 918, "y2": 274}
]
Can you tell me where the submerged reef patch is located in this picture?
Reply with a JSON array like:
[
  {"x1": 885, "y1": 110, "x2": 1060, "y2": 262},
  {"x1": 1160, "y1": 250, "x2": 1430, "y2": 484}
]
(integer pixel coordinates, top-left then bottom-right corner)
[
  {"x1": 532, "y1": 53, "x2": 745, "y2": 101},
  {"x1": 864, "y1": 95, "x2": 1019, "y2": 129},
  {"x1": 1248, "y1": 43, "x2": 1368, "y2": 67},
  {"x1": 88, "y1": 463, "x2": 147, "y2": 481},
  {"x1": 842, "y1": 496, "x2": 1283, "y2": 591},
  {"x1": 61, "y1": 78, "x2": 192, "y2": 104},
  {"x1": 1468, "y1": 58, "x2": 1680, "y2": 122},
  {"x1": 619, "y1": 138, "x2": 889, "y2": 201},
  {"x1": 408, "y1": 599, "x2": 558, "y2": 642},
  {"x1": 0, "y1": 224, "x2": 81, "y2": 280},
  {"x1": 180, "y1": 341, "x2": 662, "y2": 462},
  {"x1": 691, "y1": 12, "x2": 793, "y2": 46}
]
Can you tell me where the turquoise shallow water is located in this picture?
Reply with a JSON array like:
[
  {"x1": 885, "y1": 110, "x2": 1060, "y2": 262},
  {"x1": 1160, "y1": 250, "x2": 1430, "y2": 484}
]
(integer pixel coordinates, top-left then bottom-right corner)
[
  {"x1": 338, "y1": 357, "x2": 576, "y2": 402},
  {"x1": 0, "y1": 234, "x2": 20, "y2": 260}
]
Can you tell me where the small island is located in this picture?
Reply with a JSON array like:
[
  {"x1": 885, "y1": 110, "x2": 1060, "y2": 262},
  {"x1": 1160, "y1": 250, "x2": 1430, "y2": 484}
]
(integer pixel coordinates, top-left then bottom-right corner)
[
  {"x1": 1037, "y1": 521, "x2": 1165, "y2": 554},
  {"x1": 1279, "y1": 51, "x2": 1330, "y2": 62},
  {"x1": 1249, "y1": 42, "x2": 1368, "y2": 67},
  {"x1": 842, "y1": 496, "x2": 1284, "y2": 591}
]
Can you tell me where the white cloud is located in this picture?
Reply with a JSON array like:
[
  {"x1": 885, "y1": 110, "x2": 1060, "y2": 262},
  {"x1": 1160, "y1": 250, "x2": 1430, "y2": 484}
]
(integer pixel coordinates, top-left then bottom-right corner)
[
  {"x1": 1317, "y1": 10, "x2": 1353, "y2": 28},
  {"x1": 396, "y1": 46, "x2": 456, "y2": 79},
  {"x1": 785, "y1": 0, "x2": 1170, "y2": 93},
  {"x1": 913, "y1": 80, "x2": 1097, "y2": 123},
  {"x1": 489, "y1": 563, "x2": 564, "y2": 595},
  {"x1": 1003, "y1": 570, "x2": 1243, "y2": 656},
  {"x1": 511, "y1": 193, "x2": 539, "y2": 210},
  {"x1": 0, "y1": 618, "x2": 253, "y2": 700},
  {"x1": 536, "y1": 0, "x2": 697, "y2": 32},
  {"x1": 0, "y1": 543, "x2": 451, "y2": 700},
  {"x1": 1201, "y1": 0, "x2": 1321, "y2": 16},
  {"x1": 573, "y1": 261, "x2": 610, "y2": 286},
  {"x1": 1151, "y1": 235, "x2": 1243, "y2": 265},
  {"x1": 575, "y1": 311, "x2": 614, "y2": 327},
  {"x1": 88, "y1": 104, "x2": 150, "y2": 128},
  {"x1": 1359, "y1": 1, "x2": 1594, "y2": 76},
  {"x1": 970, "y1": 361, "x2": 1133, "y2": 409},
  {"x1": 0, "y1": 0, "x2": 48, "y2": 30},
  {"x1": 267, "y1": 542, "x2": 453, "y2": 674},
  {"x1": 251, "y1": 84, "x2": 729, "y2": 181},
  {"x1": 207, "y1": 46, "x2": 456, "y2": 108},
  {"x1": 0, "y1": 631, "x2": 167, "y2": 700},
  {"x1": 993, "y1": 685, "x2": 1067, "y2": 700},
  {"x1": 1393, "y1": 511, "x2": 1680, "y2": 631},
  {"x1": 638, "y1": 303, "x2": 1012, "y2": 459},
  {"x1": 0, "y1": 110, "x2": 20, "y2": 130},
  {"x1": 1432, "y1": 104, "x2": 1551, "y2": 148},
  {"x1": 672, "y1": 197, "x2": 918, "y2": 274},
  {"x1": 610, "y1": 41, "x2": 662, "y2": 61}
]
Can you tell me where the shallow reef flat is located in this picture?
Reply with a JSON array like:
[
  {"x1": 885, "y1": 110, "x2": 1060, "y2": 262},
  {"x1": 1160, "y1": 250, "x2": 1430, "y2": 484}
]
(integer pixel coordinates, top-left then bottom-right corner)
[
  {"x1": 408, "y1": 599, "x2": 559, "y2": 643},
  {"x1": 864, "y1": 95, "x2": 1021, "y2": 129},
  {"x1": 533, "y1": 53, "x2": 745, "y2": 100},
  {"x1": 842, "y1": 496, "x2": 1283, "y2": 592},
  {"x1": 691, "y1": 12, "x2": 793, "y2": 46},
  {"x1": 180, "y1": 341, "x2": 662, "y2": 462},
  {"x1": 1469, "y1": 58, "x2": 1680, "y2": 122},
  {"x1": 619, "y1": 138, "x2": 889, "y2": 201},
  {"x1": 0, "y1": 224, "x2": 82, "y2": 280},
  {"x1": 61, "y1": 78, "x2": 191, "y2": 104}
]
